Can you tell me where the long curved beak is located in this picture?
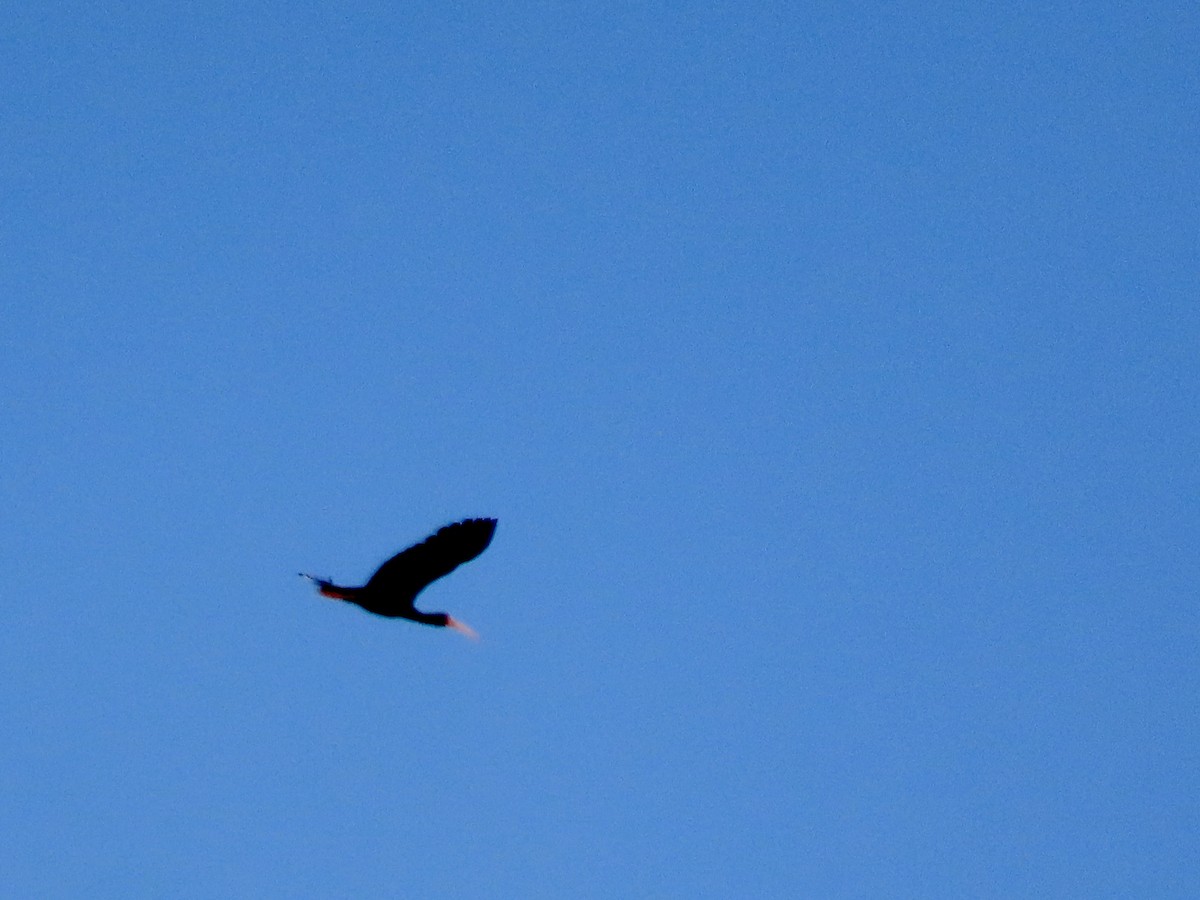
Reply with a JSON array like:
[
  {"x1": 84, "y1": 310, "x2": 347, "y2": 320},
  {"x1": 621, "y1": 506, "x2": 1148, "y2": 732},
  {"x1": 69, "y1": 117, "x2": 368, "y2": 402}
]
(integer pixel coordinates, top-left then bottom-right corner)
[{"x1": 446, "y1": 616, "x2": 479, "y2": 640}]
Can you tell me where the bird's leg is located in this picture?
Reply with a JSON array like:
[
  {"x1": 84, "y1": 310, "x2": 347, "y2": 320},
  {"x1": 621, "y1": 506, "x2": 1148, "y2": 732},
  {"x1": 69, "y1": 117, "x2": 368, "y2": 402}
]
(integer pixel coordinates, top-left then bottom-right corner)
[{"x1": 446, "y1": 616, "x2": 479, "y2": 640}]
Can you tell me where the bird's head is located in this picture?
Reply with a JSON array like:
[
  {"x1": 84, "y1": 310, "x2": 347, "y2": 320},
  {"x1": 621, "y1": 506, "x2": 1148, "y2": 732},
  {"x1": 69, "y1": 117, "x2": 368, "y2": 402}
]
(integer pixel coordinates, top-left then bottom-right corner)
[{"x1": 300, "y1": 573, "x2": 355, "y2": 600}]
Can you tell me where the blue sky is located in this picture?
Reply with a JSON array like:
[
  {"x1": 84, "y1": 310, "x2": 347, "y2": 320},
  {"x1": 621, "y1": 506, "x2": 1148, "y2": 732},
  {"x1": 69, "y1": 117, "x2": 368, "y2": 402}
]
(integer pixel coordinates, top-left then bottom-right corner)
[{"x1": 2, "y1": 2, "x2": 1197, "y2": 896}]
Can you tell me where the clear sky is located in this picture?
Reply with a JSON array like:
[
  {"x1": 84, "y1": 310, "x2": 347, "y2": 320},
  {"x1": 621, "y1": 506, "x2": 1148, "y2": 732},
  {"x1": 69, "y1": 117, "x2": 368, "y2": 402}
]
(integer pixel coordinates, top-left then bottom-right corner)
[{"x1": 2, "y1": 3, "x2": 1197, "y2": 897}]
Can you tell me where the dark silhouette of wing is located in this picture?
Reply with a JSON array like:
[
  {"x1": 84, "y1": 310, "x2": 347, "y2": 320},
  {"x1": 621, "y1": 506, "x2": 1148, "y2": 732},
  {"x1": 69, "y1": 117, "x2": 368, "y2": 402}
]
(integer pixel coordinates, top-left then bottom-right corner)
[{"x1": 364, "y1": 518, "x2": 497, "y2": 603}]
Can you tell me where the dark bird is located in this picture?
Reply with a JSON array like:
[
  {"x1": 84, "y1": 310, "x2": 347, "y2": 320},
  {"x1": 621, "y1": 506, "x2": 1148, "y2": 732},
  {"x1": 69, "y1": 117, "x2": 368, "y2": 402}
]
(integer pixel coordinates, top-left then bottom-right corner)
[{"x1": 301, "y1": 517, "x2": 496, "y2": 638}]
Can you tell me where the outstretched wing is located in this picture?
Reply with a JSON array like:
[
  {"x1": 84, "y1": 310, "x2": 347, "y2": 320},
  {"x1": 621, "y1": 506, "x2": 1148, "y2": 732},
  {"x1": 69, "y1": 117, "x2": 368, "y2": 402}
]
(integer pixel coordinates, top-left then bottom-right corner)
[{"x1": 365, "y1": 518, "x2": 497, "y2": 600}]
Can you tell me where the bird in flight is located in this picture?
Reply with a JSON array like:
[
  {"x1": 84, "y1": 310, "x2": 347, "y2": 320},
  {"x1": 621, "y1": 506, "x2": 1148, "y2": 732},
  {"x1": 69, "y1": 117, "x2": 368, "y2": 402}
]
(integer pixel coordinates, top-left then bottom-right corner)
[{"x1": 301, "y1": 517, "x2": 496, "y2": 638}]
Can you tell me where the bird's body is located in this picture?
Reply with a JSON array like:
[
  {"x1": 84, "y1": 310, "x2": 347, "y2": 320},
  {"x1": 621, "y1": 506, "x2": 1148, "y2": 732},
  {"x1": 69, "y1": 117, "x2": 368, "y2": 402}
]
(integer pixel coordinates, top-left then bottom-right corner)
[{"x1": 302, "y1": 517, "x2": 496, "y2": 638}]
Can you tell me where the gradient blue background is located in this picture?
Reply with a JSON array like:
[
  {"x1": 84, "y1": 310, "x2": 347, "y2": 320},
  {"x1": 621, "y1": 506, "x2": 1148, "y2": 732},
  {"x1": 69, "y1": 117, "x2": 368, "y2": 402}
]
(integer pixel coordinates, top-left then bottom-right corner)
[{"x1": 3, "y1": 3, "x2": 1197, "y2": 896}]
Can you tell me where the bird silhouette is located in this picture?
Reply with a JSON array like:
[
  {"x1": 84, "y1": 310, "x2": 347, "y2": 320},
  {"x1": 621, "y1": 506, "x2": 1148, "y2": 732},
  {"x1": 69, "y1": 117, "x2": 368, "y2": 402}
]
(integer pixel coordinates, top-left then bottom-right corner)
[{"x1": 301, "y1": 517, "x2": 496, "y2": 638}]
